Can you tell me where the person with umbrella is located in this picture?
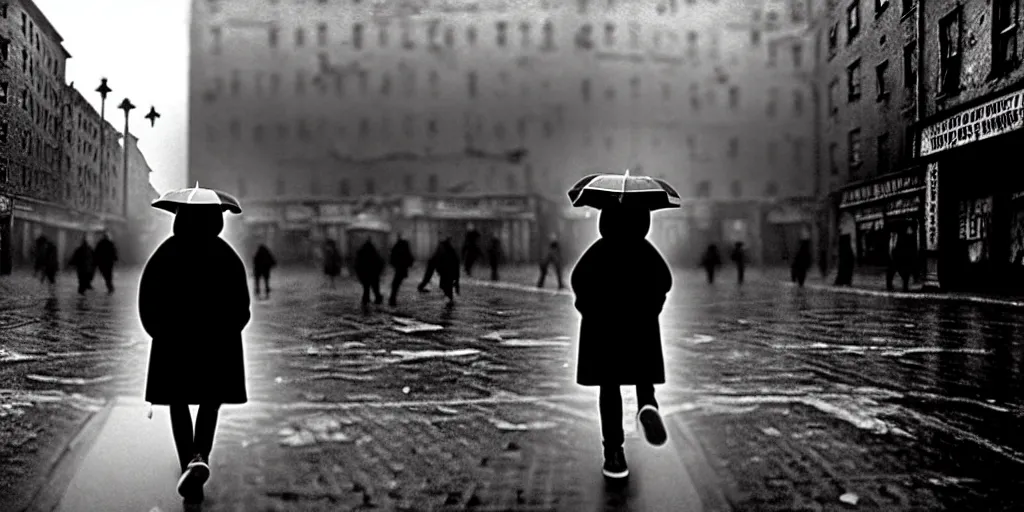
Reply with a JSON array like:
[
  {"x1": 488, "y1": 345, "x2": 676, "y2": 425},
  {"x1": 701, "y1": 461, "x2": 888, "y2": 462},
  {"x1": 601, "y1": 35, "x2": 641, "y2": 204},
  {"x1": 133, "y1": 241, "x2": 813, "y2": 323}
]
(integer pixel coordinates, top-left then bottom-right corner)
[
  {"x1": 537, "y1": 233, "x2": 565, "y2": 289},
  {"x1": 252, "y1": 243, "x2": 276, "y2": 299},
  {"x1": 388, "y1": 233, "x2": 414, "y2": 306},
  {"x1": 322, "y1": 239, "x2": 343, "y2": 288},
  {"x1": 566, "y1": 170, "x2": 676, "y2": 479},
  {"x1": 700, "y1": 244, "x2": 722, "y2": 284},
  {"x1": 93, "y1": 231, "x2": 119, "y2": 294},
  {"x1": 138, "y1": 184, "x2": 250, "y2": 503},
  {"x1": 68, "y1": 235, "x2": 96, "y2": 295},
  {"x1": 354, "y1": 236, "x2": 385, "y2": 306}
]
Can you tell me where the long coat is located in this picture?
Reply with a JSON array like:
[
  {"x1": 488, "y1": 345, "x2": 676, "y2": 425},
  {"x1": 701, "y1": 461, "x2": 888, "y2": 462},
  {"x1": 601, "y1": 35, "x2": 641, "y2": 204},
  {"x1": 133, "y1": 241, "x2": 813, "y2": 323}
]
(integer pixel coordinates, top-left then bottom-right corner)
[
  {"x1": 323, "y1": 242, "x2": 342, "y2": 277},
  {"x1": 354, "y1": 240, "x2": 385, "y2": 283},
  {"x1": 93, "y1": 238, "x2": 118, "y2": 271},
  {"x1": 389, "y1": 239, "x2": 414, "y2": 278},
  {"x1": 253, "y1": 245, "x2": 276, "y2": 275},
  {"x1": 139, "y1": 208, "x2": 250, "y2": 405},
  {"x1": 571, "y1": 206, "x2": 672, "y2": 386},
  {"x1": 435, "y1": 240, "x2": 460, "y2": 291},
  {"x1": 69, "y1": 243, "x2": 95, "y2": 279}
]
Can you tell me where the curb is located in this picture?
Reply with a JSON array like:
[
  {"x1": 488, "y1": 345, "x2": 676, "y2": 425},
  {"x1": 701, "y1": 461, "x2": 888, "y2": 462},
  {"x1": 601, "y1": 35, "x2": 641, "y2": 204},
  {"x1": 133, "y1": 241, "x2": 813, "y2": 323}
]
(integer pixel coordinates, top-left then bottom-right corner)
[
  {"x1": 784, "y1": 280, "x2": 1024, "y2": 308},
  {"x1": 22, "y1": 399, "x2": 116, "y2": 512}
]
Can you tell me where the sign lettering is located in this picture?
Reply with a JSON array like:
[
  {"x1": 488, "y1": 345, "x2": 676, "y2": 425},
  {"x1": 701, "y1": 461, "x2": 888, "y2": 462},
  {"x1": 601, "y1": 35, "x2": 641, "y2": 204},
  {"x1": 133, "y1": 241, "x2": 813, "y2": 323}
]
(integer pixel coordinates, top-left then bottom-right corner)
[
  {"x1": 920, "y1": 90, "x2": 1024, "y2": 156},
  {"x1": 840, "y1": 174, "x2": 924, "y2": 208},
  {"x1": 925, "y1": 163, "x2": 939, "y2": 251}
]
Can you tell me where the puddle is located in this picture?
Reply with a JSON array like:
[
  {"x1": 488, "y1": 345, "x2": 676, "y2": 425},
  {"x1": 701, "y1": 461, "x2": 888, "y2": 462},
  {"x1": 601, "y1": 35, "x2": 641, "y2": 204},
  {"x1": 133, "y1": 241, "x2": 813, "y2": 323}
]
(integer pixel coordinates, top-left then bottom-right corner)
[
  {"x1": 489, "y1": 418, "x2": 559, "y2": 431},
  {"x1": 480, "y1": 330, "x2": 520, "y2": 342},
  {"x1": 0, "y1": 347, "x2": 41, "y2": 363},
  {"x1": 388, "y1": 349, "x2": 481, "y2": 362},
  {"x1": 278, "y1": 413, "x2": 355, "y2": 447},
  {"x1": 680, "y1": 334, "x2": 715, "y2": 344},
  {"x1": 880, "y1": 347, "x2": 992, "y2": 357},
  {"x1": 26, "y1": 374, "x2": 115, "y2": 386},
  {"x1": 392, "y1": 317, "x2": 444, "y2": 334},
  {"x1": 500, "y1": 339, "x2": 570, "y2": 348}
]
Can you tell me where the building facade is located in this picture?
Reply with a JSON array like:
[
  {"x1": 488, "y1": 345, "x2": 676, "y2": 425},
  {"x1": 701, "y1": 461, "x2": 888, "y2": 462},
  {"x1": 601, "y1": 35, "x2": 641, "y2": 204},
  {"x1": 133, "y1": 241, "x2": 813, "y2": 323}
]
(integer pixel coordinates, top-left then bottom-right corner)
[
  {"x1": 189, "y1": 0, "x2": 817, "y2": 266},
  {"x1": 815, "y1": 0, "x2": 924, "y2": 279},
  {"x1": 912, "y1": 0, "x2": 1024, "y2": 293}
]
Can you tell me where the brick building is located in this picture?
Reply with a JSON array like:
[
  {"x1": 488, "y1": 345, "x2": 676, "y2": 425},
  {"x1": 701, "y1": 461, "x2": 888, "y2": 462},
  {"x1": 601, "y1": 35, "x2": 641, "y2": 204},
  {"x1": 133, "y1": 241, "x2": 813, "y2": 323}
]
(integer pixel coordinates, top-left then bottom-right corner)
[
  {"x1": 813, "y1": 0, "x2": 925, "y2": 284},
  {"x1": 912, "y1": 0, "x2": 1024, "y2": 293},
  {"x1": 189, "y1": 0, "x2": 817, "y2": 266}
]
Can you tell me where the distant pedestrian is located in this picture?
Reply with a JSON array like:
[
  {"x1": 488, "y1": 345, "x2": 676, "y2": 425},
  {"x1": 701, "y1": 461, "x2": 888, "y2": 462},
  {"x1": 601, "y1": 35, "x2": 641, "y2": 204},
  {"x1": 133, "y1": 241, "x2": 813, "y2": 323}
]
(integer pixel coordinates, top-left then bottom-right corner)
[
  {"x1": 354, "y1": 238, "x2": 385, "y2": 306},
  {"x1": 792, "y1": 234, "x2": 812, "y2": 288},
  {"x1": 887, "y1": 227, "x2": 917, "y2": 292},
  {"x1": 68, "y1": 236, "x2": 95, "y2": 295},
  {"x1": 427, "y1": 235, "x2": 460, "y2": 306},
  {"x1": 700, "y1": 244, "x2": 722, "y2": 284},
  {"x1": 416, "y1": 231, "x2": 446, "y2": 293},
  {"x1": 835, "y1": 234, "x2": 855, "y2": 286},
  {"x1": 252, "y1": 244, "x2": 276, "y2": 299},
  {"x1": 487, "y1": 234, "x2": 502, "y2": 282},
  {"x1": 462, "y1": 224, "x2": 482, "y2": 277},
  {"x1": 571, "y1": 204, "x2": 671, "y2": 480},
  {"x1": 138, "y1": 203, "x2": 250, "y2": 503},
  {"x1": 93, "y1": 232, "x2": 119, "y2": 294},
  {"x1": 322, "y1": 239, "x2": 343, "y2": 288},
  {"x1": 537, "y1": 234, "x2": 565, "y2": 289},
  {"x1": 388, "y1": 234, "x2": 414, "y2": 306},
  {"x1": 731, "y1": 241, "x2": 747, "y2": 285},
  {"x1": 42, "y1": 240, "x2": 58, "y2": 285},
  {"x1": 33, "y1": 234, "x2": 50, "y2": 282}
]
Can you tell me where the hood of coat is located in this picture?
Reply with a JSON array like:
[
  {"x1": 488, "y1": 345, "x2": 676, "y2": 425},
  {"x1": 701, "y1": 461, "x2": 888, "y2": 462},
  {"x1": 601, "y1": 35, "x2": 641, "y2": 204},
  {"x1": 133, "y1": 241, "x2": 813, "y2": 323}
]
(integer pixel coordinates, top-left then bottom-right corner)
[
  {"x1": 173, "y1": 205, "x2": 225, "y2": 238},
  {"x1": 598, "y1": 205, "x2": 650, "y2": 240}
]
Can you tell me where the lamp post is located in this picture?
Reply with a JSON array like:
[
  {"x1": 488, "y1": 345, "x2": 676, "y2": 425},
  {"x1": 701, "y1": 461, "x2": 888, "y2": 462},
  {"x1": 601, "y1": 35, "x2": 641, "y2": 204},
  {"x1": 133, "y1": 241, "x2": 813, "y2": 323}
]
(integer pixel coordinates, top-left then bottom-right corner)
[
  {"x1": 117, "y1": 98, "x2": 135, "y2": 219},
  {"x1": 95, "y1": 78, "x2": 111, "y2": 214},
  {"x1": 144, "y1": 106, "x2": 161, "y2": 127}
]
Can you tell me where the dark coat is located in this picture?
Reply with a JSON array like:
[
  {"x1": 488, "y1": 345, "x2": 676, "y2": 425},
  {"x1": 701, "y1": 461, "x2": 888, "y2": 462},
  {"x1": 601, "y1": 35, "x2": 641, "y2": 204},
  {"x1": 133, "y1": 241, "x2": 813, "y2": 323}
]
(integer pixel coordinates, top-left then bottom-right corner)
[
  {"x1": 323, "y1": 242, "x2": 342, "y2": 277},
  {"x1": 139, "y1": 206, "x2": 250, "y2": 405},
  {"x1": 892, "y1": 234, "x2": 917, "y2": 272},
  {"x1": 34, "y1": 236, "x2": 50, "y2": 271},
  {"x1": 390, "y1": 239, "x2": 414, "y2": 275},
  {"x1": 253, "y1": 245, "x2": 276, "y2": 275},
  {"x1": 462, "y1": 230, "x2": 481, "y2": 261},
  {"x1": 544, "y1": 240, "x2": 562, "y2": 266},
  {"x1": 571, "y1": 206, "x2": 672, "y2": 386},
  {"x1": 435, "y1": 240, "x2": 460, "y2": 288},
  {"x1": 793, "y1": 240, "x2": 812, "y2": 272},
  {"x1": 731, "y1": 244, "x2": 746, "y2": 266},
  {"x1": 701, "y1": 246, "x2": 721, "y2": 269},
  {"x1": 43, "y1": 241, "x2": 58, "y2": 276},
  {"x1": 94, "y1": 238, "x2": 118, "y2": 270},
  {"x1": 69, "y1": 243, "x2": 95, "y2": 278},
  {"x1": 354, "y1": 240, "x2": 385, "y2": 283},
  {"x1": 487, "y1": 237, "x2": 502, "y2": 265}
]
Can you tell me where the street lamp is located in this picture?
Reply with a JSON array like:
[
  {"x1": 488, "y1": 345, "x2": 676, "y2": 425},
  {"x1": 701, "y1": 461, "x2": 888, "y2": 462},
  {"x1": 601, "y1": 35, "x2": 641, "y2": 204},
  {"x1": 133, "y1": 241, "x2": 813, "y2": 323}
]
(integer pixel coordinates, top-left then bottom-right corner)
[
  {"x1": 117, "y1": 97, "x2": 135, "y2": 218},
  {"x1": 144, "y1": 106, "x2": 161, "y2": 127},
  {"x1": 96, "y1": 78, "x2": 111, "y2": 214}
]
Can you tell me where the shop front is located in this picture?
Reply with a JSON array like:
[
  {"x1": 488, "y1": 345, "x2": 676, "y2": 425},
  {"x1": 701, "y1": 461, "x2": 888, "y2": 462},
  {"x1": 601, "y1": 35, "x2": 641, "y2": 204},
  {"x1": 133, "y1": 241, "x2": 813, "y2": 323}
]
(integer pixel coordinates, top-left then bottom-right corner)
[
  {"x1": 9, "y1": 197, "x2": 108, "y2": 269},
  {"x1": 917, "y1": 83, "x2": 1024, "y2": 292},
  {"x1": 835, "y1": 170, "x2": 925, "y2": 272},
  {"x1": 406, "y1": 195, "x2": 537, "y2": 263},
  {"x1": 0, "y1": 195, "x2": 12, "y2": 275},
  {"x1": 762, "y1": 198, "x2": 818, "y2": 267}
]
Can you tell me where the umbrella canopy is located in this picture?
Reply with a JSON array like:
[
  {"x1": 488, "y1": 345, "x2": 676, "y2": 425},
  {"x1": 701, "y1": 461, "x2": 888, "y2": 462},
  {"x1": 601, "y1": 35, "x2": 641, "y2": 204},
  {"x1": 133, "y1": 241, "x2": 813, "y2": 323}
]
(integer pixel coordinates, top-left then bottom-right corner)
[
  {"x1": 567, "y1": 170, "x2": 681, "y2": 211},
  {"x1": 151, "y1": 183, "x2": 242, "y2": 214}
]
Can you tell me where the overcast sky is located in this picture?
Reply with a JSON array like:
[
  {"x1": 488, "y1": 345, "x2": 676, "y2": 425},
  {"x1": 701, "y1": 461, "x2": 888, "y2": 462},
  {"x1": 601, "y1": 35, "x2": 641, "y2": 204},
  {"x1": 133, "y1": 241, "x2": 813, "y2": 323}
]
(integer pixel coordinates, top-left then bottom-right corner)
[{"x1": 34, "y1": 0, "x2": 190, "y2": 194}]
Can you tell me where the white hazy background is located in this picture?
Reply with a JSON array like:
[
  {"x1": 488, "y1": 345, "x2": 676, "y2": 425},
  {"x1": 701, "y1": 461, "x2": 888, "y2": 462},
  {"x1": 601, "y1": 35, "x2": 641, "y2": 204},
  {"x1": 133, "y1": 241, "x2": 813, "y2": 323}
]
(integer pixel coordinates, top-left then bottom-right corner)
[{"x1": 34, "y1": 0, "x2": 190, "y2": 194}]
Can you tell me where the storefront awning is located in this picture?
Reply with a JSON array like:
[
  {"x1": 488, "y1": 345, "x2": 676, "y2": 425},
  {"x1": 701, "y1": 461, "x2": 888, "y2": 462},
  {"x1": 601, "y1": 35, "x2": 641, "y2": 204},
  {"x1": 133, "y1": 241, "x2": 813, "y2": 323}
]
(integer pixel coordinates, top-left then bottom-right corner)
[{"x1": 836, "y1": 168, "x2": 925, "y2": 210}]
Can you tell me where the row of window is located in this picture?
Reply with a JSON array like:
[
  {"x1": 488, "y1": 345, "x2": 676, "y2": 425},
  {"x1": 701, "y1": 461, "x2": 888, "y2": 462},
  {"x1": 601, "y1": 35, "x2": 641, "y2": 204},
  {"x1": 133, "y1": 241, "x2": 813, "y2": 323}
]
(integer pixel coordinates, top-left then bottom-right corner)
[
  {"x1": 827, "y1": 41, "x2": 916, "y2": 114},
  {"x1": 828, "y1": 0, "x2": 915, "y2": 56},
  {"x1": 828, "y1": 129, "x2": 893, "y2": 178}
]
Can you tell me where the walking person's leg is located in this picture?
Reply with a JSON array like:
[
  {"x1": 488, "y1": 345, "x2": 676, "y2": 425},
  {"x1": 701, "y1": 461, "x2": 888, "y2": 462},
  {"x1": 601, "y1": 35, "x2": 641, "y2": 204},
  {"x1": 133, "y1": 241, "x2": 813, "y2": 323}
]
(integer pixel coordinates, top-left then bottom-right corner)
[
  {"x1": 253, "y1": 275, "x2": 260, "y2": 297},
  {"x1": 169, "y1": 404, "x2": 195, "y2": 472},
  {"x1": 175, "y1": 403, "x2": 218, "y2": 501},
  {"x1": 193, "y1": 403, "x2": 221, "y2": 463},
  {"x1": 361, "y1": 283, "x2": 371, "y2": 304},
  {"x1": 537, "y1": 261, "x2": 548, "y2": 288},
  {"x1": 265, "y1": 271, "x2": 272, "y2": 297},
  {"x1": 598, "y1": 385, "x2": 628, "y2": 478},
  {"x1": 418, "y1": 261, "x2": 435, "y2": 291},
  {"x1": 901, "y1": 270, "x2": 911, "y2": 292},
  {"x1": 635, "y1": 384, "x2": 667, "y2": 446},
  {"x1": 389, "y1": 273, "x2": 401, "y2": 306},
  {"x1": 555, "y1": 264, "x2": 564, "y2": 289},
  {"x1": 373, "y1": 279, "x2": 383, "y2": 304},
  {"x1": 103, "y1": 268, "x2": 114, "y2": 293}
]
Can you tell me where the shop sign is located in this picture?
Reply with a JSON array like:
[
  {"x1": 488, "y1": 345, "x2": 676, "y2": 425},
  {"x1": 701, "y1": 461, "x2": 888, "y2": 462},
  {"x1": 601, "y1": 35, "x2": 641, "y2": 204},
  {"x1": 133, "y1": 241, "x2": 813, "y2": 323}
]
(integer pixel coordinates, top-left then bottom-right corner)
[
  {"x1": 489, "y1": 197, "x2": 530, "y2": 213},
  {"x1": 920, "y1": 89, "x2": 1024, "y2": 156},
  {"x1": 318, "y1": 203, "x2": 354, "y2": 223},
  {"x1": 925, "y1": 163, "x2": 939, "y2": 251},
  {"x1": 840, "y1": 174, "x2": 924, "y2": 208}
]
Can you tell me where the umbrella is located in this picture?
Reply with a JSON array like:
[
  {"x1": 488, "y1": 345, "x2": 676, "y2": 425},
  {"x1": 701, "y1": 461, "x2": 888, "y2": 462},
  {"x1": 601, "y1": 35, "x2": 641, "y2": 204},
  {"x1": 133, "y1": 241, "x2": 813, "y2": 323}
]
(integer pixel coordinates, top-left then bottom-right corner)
[
  {"x1": 567, "y1": 170, "x2": 681, "y2": 211},
  {"x1": 151, "y1": 183, "x2": 242, "y2": 214}
]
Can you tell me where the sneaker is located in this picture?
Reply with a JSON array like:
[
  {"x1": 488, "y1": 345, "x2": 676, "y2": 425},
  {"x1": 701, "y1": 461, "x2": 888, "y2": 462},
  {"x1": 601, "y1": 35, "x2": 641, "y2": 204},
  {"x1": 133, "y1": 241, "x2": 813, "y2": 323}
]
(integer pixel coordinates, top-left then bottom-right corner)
[
  {"x1": 602, "y1": 449, "x2": 629, "y2": 479},
  {"x1": 176, "y1": 455, "x2": 211, "y2": 499},
  {"x1": 637, "y1": 405, "x2": 668, "y2": 446}
]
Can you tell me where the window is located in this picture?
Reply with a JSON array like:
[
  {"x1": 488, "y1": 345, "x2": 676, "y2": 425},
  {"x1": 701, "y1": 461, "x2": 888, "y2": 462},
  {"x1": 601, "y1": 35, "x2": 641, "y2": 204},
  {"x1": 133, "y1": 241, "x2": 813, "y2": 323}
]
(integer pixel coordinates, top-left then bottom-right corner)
[
  {"x1": 876, "y1": 0, "x2": 889, "y2": 14},
  {"x1": 0, "y1": 4, "x2": 6, "y2": 18},
  {"x1": 605, "y1": 23, "x2": 615, "y2": 46},
  {"x1": 428, "y1": 118, "x2": 438, "y2": 136},
  {"x1": 847, "y1": 60, "x2": 861, "y2": 101},
  {"x1": 729, "y1": 86, "x2": 739, "y2": 108},
  {"x1": 358, "y1": 70, "x2": 368, "y2": 94},
  {"x1": 793, "y1": 90, "x2": 804, "y2": 115},
  {"x1": 728, "y1": 137, "x2": 739, "y2": 159},
  {"x1": 468, "y1": 71, "x2": 477, "y2": 97},
  {"x1": 847, "y1": 1, "x2": 860, "y2": 42},
  {"x1": 0, "y1": 37, "x2": 7, "y2": 63},
  {"x1": 576, "y1": 24, "x2": 594, "y2": 49},
  {"x1": 429, "y1": 70, "x2": 439, "y2": 97},
  {"x1": 696, "y1": 180, "x2": 711, "y2": 198},
  {"x1": 467, "y1": 25, "x2": 478, "y2": 45},
  {"x1": 875, "y1": 60, "x2": 889, "y2": 99},
  {"x1": 427, "y1": 20, "x2": 440, "y2": 47},
  {"x1": 0, "y1": 81, "x2": 6, "y2": 104},
  {"x1": 380, "y1": 73, "x2": 391, "y2": 95},
  {"x1": 353, "y1": 23, "x2": 364, "y2": 49},
  {"x1": 0, "y1": 121, "x2": 6, "y2": 143},
  {"x1": 877, "y1": 133, "x2": 890, "y2": 173},
  {"x1": 295, "y1": 28, "x2": 305, "y2": 47},
  {"x1": 903, "y1": 42, "x2": 917, "y2": 90},
  {"x1": 379, "y1": 23, "x2": 390, "y2": 47},
  {"x1": 848, "y1": 129, "x2": 862, "y2": 170},
  {"x1": 690, "y1": 84, "x2": 700, "y2": 110},
  {"x1": 994, "y1": 0, "x2": 1019, "y2": 75},
  {"x1": 211, "y1": 27, "x2": 222, "y2": 54},
  {"x1": 359, "y1": 118, "x2": 370, "y2": 137},
  {"x1": 428, "y1": 174, "x2": 438, "y2": 193},
  {"x1": 365, "y1": 178, "x2": 376, "y2": 195},
  {"x1": 829, "y1": 142, "x2": 839, "y2": 175},
  {"x1": 581, "y1": 79, "x2": 591, "y2": 102},
  {"x1": 317, "y1": 23, "x2": 328, "y2": 46},
  {"x1": 939, "y1": 8, "x2": 962, "y2": 95},
  {"x1": 751, "y1": 29, "x2": 761, "y2": 46},
  {"x1": 519, "y1": 22, "x2": 531, "y2": 47},
  {"x1": 828, "y1": 23, "x2": 838, "y2": 58},
  {"x1": 768, "y1": 43, "x2": 777, "y2": 67},
  {"x1": 730, "y1": 180, "x2": 742, "y2": 198},
  {"x1": 687, "y1": 31, "x2": 698, "y2": 59},
  {"x1": 296, "y1": 70, "x2": 306, "y2": 95},
  {"x1": 542, "y1": 21, "x2": 554, "y2": 50},
  {"x1": 902, "y1": 0, "x2": 914, "y2": 14},
  {"x1": 767, "y1": 87, "x2": 778, "y2": 117},
  {"x1": 496, "y1": 21, "x2": 508, "y2": 46},
  {"x1": 270, "y1": 73, "x2": 281, "y2": 94},
  {"x1": 404, "y1": 174, "x2": 414, "y2": 192}
]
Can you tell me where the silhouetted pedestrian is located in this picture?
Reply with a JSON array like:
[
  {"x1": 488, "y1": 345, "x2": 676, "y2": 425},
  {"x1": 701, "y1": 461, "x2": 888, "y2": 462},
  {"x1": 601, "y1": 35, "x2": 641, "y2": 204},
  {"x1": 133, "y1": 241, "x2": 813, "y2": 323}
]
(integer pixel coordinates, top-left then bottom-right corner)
[
  {"x1": 888, "y1": 227, "x2": 917, "y2": 292},
  {"x1": 701, "y1": 244, "x2": 721, "y2": 284},
  {"x1": 388, "y1": 234, "x2": 414, "y2": 306},
  {"x1": 93, "y1": 232, "x2": 118, "y2": 294},
  {"x1": 435, "y1": 235, "x2": 460, "y2": 305},
  {"x1": 69, "y1": 236, "x2": 95, "y2": 295},
  {"x1": 252, "y1": 244, "x2": 276, "y2": 299},
  {"x1": 322, "y1": 239, "x2": 342, "y2": 288},
  {"x1": 417, "y1": 231, "x2": 446, "y2": 293},
  {"x1": 835, "y1": 234, "x2": 855, "y2": 286},
  {"x1": 571, "y1": 204, "x2": 671, "y2": 480},
  {"x1": 138, "y1": 204, "x2": 250, "y2": 503},
  {"x1": 354, "y1": 238, "x2": 384, "y2": 305},
  {"x1": 33, "y1": 234, "x2": 50, "y2": 282},
  {"x1": 731, "y1": 241, "x2": 747, "y2": 285},
  {"x1": 792, "y1": 237, "x2": 812, "y2": 288},
  {"x1": 42, "y1": 240, "x2": 58, "y2": 285},
  {"x1": 487, "y1": 235, "x2": 502, "y2": 281},
  {"x1": 538, "y1": 234, "x2": 565, "y2": 289},
  {"x1": 462, "y1": 224, "x2": 482, "y2": 277}
]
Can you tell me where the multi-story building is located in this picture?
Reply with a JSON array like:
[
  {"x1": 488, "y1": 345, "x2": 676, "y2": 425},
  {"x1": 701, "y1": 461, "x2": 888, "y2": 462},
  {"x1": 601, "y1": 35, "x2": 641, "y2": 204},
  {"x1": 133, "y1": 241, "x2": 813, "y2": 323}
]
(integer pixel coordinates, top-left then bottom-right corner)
[
  {"x1": 67, "y1": 87, "x2": 122, "y2": 219},
  {"x1": 189, "y1": 0, "x2": 817, "y2": 265},
  {"x1": 912, "y1": 0, "x2": 1024, "y2": 293},
  {"x1": 814, "y1": 0, "x2": 924, "y2": 280}
]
